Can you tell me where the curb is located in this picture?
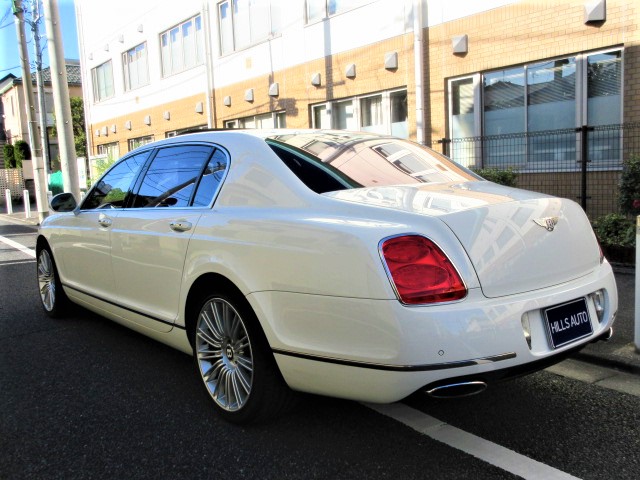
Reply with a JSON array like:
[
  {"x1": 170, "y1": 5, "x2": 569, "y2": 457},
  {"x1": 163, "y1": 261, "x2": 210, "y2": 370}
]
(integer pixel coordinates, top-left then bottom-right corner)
[
  {"x1": 0, "y1": 213, "x2": 40, "y2": 227},
  {"x1": 573, "y1": 350, "x2": 640, "y2": 376}
]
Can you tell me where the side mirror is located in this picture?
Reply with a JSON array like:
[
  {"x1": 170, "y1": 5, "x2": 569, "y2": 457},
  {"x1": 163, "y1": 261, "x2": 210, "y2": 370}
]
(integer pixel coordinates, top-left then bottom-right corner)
[{"x1": 50, "y1": 192, "x2": 78, "y2": 212}]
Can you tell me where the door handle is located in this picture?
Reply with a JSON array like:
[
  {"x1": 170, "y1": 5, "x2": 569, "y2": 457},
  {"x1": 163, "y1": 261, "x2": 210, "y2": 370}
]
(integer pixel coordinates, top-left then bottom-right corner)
[
  {"x1": 98, "y1": 215, "x2": 112, "y2": 228},
  {"x1": 169, "y1": 220, "x2": 192, "y2": 232}
]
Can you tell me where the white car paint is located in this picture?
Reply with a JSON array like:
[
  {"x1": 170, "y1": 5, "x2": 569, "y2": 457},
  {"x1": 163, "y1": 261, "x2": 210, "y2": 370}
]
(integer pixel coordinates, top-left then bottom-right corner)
[{"x1": 38, "y1": 130, "x2": 618, "y2": 405}]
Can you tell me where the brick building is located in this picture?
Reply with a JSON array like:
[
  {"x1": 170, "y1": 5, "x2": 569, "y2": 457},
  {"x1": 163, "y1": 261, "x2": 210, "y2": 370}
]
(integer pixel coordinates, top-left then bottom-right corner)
[{"x1": 77, "y1": 0, "x2": 640, "y2": 216}]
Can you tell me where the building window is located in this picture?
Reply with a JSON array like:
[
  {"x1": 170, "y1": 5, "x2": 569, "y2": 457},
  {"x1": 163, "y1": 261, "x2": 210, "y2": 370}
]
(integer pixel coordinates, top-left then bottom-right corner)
[
  {"x1": 218, "y1": 0, "x2": 282, "y2": 55},
  {"x1": 91, "y1": 61, "x2": 114, "y2": 102},
  {"x1": 311, "y1": 89, "x2": 408, "y2": 137},
  {"x1": 165, "y1": 125, "x2": 208, "y2": 138},
  {"x1": 96, "y1": 141, "x2": 120, "y2": 160},
  {"x1": 224, "y1": 111, "x2": 286, "y2": 129},
  {"x1": 306, "y1": 0, "x2": 370, "y2": 23},
  {"x1": 128, "y1": 135, "x2": 155, "y2": 151},
  {"x1": 448, "y1": 48, "x2": 623, "y2": 168},
  {"x1": 160, "y1": 15, "x2": 204, "y2": 77},
  {"x1": 123, "y1": 43, "x2": 149, "y2": 91}
]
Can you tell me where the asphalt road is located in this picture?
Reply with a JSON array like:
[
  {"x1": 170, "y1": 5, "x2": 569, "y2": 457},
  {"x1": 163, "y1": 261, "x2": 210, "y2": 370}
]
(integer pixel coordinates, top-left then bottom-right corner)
[{"x1": 1, "y1": 219, "x2": 639, "y2": 480}]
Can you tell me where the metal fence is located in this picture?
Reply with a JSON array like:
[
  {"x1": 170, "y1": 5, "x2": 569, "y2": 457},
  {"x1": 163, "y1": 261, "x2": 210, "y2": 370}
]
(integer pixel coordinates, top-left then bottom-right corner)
[{"x1": 433, "y1": 123, "x2": 640, "y2": 219}]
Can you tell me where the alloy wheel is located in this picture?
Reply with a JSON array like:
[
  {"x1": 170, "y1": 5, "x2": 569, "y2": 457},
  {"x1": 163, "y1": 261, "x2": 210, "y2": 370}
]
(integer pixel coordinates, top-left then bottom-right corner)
[
  {"x1": 37, "y1": 249, "x2": 56, "y2": 312},
  {"x1": 196, "y1": 298, "x2": 254, "y2": 412}
]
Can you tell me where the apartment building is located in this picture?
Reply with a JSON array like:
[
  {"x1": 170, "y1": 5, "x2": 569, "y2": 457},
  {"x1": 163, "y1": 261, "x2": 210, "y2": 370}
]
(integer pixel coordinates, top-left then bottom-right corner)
[{"x1": 77, "y1": 0, "x2": 639, "y2": 215}]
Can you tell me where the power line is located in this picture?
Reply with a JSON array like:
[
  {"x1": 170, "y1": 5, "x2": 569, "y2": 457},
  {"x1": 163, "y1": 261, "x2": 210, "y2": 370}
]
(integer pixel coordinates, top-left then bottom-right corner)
[{"x1": 0, "y1": 65, "x2": 22, "y2": 73}]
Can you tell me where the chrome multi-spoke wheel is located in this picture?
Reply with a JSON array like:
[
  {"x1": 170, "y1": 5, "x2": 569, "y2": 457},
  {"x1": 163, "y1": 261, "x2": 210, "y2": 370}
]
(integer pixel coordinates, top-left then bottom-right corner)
[
  {"x1": 38, "y1": 249, "x2": 56, "y2": 312},
  {"x1": 196, "y1": 297, "x2": 254, "y2": 412}
]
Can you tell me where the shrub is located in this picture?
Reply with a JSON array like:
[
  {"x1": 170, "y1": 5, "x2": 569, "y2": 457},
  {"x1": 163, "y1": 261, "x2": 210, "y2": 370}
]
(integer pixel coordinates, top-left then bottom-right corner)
[
  {"x1": 591, "y1": 213, "x2": 635, "y2": 248},
  {"x1": 3, "y1": 144, "x2": 16, "y2": 168},
  {"x1": 618, "y1": 154, "x2": 640, "y2": 217},
  {"x1": 470, "y1": 167, "x2": 518, "y2": 187},
  {"x1": 14, "y1": 140, "x2": 31, "y2": 169}
]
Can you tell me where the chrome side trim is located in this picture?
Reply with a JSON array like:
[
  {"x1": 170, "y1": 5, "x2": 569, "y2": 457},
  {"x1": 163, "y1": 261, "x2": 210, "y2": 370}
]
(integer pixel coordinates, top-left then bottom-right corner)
[
  {"x1": 271, "y1": 349, "x2": 516, "y2": 372},
  {"x1": 63, "y1": 284, "x2": 186, "y2": 330}
]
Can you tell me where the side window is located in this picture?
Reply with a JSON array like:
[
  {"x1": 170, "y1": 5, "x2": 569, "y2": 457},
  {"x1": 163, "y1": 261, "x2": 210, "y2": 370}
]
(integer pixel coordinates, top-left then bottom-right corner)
[
  {"x1": 82, "y1": 151, "x2": 150, "y2": 209},
  {"x1": 132, "y1": 145, "x2": 214, "y2": 208},
  {"x1": 192, "y1": 149, "x2": 228, "y2": 207}
]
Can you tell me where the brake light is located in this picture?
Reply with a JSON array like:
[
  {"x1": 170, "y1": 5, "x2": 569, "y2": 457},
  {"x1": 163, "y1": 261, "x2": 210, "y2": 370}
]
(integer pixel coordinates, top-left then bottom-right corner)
[{"x1": 381, "y1": 235, "x2": 467, "y2": 305}]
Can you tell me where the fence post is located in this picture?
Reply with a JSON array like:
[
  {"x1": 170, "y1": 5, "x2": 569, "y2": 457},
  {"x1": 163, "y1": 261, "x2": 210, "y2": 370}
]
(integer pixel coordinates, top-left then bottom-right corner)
[
  {"x1": 578, "y1": 125, "x2": 595, "y2": 213},
  {"x1": 635, "y1": 216, "x2": 639, "y2": 352},
  {"x1": 440, "y1": 138, "x2": 451, "y2": 157}
]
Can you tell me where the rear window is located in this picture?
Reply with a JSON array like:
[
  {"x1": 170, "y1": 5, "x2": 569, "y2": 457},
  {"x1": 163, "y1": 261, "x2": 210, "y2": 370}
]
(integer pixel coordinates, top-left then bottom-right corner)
[{"x1": 267, "y1": 133, "x2": 479, "y2": 193}]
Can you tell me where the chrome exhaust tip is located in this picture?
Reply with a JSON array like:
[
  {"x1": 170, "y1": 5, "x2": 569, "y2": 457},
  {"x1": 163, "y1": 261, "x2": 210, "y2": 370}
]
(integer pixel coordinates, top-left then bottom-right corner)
[
  {"x1": 591, "y1": 327, "x2": 613, "y2": 343},
  {"x1": 426, "y1": 381, "x2": 488, "y2": 399}
]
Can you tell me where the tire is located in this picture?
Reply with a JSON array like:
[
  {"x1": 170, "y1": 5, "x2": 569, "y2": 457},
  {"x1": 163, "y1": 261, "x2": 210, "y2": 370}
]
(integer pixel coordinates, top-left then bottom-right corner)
[
  {"x1": 192, "y1": 290, "x2": 296, "y2": 424},
  {"x1": 36, "y1": 246, "x2": 70, "y2": 318}
]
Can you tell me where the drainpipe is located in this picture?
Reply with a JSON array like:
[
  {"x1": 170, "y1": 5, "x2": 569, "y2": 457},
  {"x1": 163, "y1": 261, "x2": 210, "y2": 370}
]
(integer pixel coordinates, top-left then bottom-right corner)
[
  {"x1": 413, "y1": 0, "x2": 425, "y2": 145},
  {"x1": 202, "y1": 1, "x2": 216, "y2": 128}
]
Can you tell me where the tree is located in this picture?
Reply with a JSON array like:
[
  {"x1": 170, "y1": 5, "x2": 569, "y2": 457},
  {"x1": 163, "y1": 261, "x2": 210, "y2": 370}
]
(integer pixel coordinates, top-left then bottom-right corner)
[{"x1": 52, "y1": 96, "x2": 86, "y2": 158}]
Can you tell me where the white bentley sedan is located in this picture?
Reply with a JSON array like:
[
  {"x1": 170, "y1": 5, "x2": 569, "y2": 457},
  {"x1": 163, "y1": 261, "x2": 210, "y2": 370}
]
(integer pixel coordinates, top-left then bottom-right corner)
[{"x1": 37, "y1": 130, "x2": 617, "y2": 423}]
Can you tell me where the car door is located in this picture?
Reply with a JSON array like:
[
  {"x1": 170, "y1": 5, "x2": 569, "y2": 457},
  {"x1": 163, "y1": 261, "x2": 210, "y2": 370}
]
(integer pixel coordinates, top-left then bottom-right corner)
[
  {"x1": 110, "y1": 144, "x2": 228, "y2": 331},
  {"x1": 53, "y1": 151, "x2": 150, "y2": 302}
]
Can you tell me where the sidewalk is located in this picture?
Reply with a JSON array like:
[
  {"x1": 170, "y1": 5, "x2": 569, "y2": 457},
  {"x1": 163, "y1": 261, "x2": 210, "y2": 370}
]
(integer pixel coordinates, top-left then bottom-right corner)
[
  {"x1": 1, "y1": 204, "x2": 638, "y2": 375},
  {"x1": 576, "y1": 264, "x2": 640, "y2": 375}
]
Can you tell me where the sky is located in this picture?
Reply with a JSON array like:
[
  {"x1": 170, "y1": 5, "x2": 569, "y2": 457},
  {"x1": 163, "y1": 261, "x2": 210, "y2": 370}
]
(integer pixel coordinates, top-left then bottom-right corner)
[{"x1": 0, "y1": 0, "x2": 79, "y2": 79}]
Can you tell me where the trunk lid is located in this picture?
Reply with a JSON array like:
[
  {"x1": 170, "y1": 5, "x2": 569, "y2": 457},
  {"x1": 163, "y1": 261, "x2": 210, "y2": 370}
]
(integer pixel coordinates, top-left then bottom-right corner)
[{"x1": 325, "y1": 182, "x2": 600, "y2": 298}]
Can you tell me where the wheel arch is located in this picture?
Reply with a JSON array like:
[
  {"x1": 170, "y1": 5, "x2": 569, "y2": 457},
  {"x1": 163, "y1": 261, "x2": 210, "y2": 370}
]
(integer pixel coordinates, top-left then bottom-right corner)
[
  {"x1": 184, "y1": 272, "x2": 258, "y2": 349},
  {"x1": 36, "y1": 235, "x2": 50, "y2": 253}
]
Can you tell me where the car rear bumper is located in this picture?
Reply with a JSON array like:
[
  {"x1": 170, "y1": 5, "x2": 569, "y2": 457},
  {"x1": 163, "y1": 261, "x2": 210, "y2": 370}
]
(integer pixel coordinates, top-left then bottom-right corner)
[{"x1": 250, "y1": 262, "x2": 617, "y2": 403}]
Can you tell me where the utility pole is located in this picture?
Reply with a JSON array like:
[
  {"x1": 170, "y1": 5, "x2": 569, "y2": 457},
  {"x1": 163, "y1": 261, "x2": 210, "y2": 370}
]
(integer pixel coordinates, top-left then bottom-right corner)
[
  {"x1": 31, "y1": 0, "x2": 51, "y2": 174},
  {"x1": 42, "y1": 0, "x2": 79, "y2": 198},
  {"x1": 12, "y1": 0, "x2": 49, "y2": 222}
]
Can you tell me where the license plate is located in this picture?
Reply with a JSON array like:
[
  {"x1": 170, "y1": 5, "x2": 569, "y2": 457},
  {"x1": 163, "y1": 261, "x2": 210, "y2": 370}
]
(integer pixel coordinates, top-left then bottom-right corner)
[{"x1": 543, "y1": 298, "x2": 593, "y2": 349}]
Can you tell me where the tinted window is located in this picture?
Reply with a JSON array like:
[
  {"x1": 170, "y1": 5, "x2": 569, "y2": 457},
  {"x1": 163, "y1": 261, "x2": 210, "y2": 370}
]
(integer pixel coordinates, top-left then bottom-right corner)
[
  {"x1": 192, "y1": 149, "x2": 228, "y2": 207},
  {"x1": 269, "y1": 143, "x2": 356, "y2": 194},
  {"x1": 132, "y1": 145, "x2": 213, "y2": 208},
  {"x1": 267, "y1": 133, "x2": 481, "y2": 191},
  {"x1": 82, "y1": 151, "x2": 150, "y2": 209}
]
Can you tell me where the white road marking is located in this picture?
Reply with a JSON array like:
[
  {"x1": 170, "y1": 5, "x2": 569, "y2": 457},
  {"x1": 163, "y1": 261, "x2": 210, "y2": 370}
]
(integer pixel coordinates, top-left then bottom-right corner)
[
  {"x1": 1, "y1": 260, "x2": 36, "y2": 267},
  {"x1": 0, "y1": 234, "x2": 36, "y2": 258},
  {"x1": 366, "y1": 402, "x2": 580, "y2": 480}
]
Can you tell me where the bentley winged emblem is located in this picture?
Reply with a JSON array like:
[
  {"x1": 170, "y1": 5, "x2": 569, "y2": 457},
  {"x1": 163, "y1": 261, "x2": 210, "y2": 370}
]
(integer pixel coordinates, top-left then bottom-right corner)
[{"x1": 533, "y1": 216, "x2": 559, "y2": 232}]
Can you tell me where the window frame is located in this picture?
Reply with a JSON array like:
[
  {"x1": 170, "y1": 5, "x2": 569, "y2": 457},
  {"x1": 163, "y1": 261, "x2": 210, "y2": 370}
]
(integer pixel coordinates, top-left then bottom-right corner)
[
  {"x1": 160, "y1": 14, "x2": 204, "y2": 78},
  {"x1": 122, "y1": 42, "x2": 150, "y2": 92},
  {"x1": 446, "y1": 47, "x2": 624, "y2": 171},
  {"x1": 224, "y1": 111, "x2": 286, "y2": 129},
  {"x1": 128, "y1": 135, "x2": 155, "y2": 152},
  {"x1": 305, "y1": 0, "x2": 372, "y2": 24},
  {"x1": 91, "y1": 60, "x2": 115, "y2": 103},
  {"x1": 311, "y1": 89, "x2": 408, "y2": 137},
  {"x1": 217, "y1": 0, "x2": 281, "y2": 55},
  {"x1": 96, "y1": 141, "x2": 120, "y2": 160}
]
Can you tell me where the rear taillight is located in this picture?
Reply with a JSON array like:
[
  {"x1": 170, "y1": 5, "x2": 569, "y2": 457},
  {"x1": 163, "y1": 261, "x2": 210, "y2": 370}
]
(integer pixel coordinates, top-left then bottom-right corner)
[{"x1": 380, "y1": 235, "x2": 467, "y2": 305}]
